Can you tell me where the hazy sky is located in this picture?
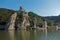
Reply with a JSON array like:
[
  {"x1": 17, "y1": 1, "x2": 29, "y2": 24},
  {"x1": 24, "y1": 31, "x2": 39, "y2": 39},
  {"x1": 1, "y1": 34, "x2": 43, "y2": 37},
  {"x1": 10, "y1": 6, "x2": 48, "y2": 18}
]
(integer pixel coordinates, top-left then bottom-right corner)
[{"x1": 0, "y1": 0, "x2": 60, "y2": 16}]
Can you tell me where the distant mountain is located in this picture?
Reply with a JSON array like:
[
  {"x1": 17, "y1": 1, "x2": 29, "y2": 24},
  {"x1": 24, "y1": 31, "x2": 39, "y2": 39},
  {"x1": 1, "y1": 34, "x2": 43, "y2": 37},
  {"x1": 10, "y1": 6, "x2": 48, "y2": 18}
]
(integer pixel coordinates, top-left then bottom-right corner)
[
  {"x1": 45, "y1": 15, "x2": 60, "y2": 26},
  {"x1": 28, "y1": 12, "x2": 60, "y2": 26}
]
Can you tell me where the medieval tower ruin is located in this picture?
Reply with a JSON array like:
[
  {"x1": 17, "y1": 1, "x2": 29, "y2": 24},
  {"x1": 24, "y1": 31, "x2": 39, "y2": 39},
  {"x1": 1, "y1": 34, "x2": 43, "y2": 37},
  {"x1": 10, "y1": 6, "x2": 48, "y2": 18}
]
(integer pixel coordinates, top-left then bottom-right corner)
[
  {"x1": 8, "y1": 6, "x2": 38, "y2": 30},
  {"x1": 18, "y1": 6, "x2": 30, "y2": 29}
]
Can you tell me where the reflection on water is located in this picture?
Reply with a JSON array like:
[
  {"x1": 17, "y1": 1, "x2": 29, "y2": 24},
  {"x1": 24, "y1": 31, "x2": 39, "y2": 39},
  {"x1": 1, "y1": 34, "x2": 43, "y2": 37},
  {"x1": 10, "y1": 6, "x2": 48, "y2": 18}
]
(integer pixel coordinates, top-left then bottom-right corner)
[
  {"x1": 30, "y1": 30, "x2": 37, "y2": 40},
  {"x1": 8, "y1": 30, "x2": 15, "y2": 40},
  {"x1": 43, "y1": 29, "x2": 47, "y2": 37},
  {"x1": 16, "y1": 30, "x2": 30, "y2": 40},
  {"x1": 0, "y1": 29, "x2": 60, "y2": 40}
]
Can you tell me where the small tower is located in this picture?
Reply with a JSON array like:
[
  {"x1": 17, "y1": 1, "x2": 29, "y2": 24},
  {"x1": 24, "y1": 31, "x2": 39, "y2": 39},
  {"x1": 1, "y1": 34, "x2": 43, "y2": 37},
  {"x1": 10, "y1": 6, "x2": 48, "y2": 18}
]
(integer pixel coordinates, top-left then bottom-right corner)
[
  {"x1": 18, "y1": 6, "x2": 25, "y2": 29},
  {"x1": 20, "y1": 6, "x2": 25, "y2": 12},
  {"x1": 43, "y1": 19, "x2": 47, "y2": 28},
  {"x1": 18, "y1": 6, "x2": 30, "y2": 29},
  {"x1": 18, "y1": 6, "x2": 25, "y2": 14}
]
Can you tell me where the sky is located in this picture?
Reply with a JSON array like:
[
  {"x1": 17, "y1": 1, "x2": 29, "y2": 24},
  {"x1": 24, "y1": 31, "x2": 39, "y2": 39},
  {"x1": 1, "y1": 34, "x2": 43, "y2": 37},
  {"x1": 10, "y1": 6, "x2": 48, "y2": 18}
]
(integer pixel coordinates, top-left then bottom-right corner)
[{"x1": 0, "y1": 0, "x2": 60, "y2": 16}]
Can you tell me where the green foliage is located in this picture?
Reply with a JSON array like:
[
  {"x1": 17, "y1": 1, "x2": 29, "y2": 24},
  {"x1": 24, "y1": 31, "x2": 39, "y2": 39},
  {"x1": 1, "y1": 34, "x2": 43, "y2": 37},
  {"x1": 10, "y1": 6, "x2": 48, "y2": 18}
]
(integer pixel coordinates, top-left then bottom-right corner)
[
  {"x1": 28, "y1": 12, "x2": 43, "y2": 25},
  {"x1": 0, "y1": 8, "x2": 15, "y2": 24}
]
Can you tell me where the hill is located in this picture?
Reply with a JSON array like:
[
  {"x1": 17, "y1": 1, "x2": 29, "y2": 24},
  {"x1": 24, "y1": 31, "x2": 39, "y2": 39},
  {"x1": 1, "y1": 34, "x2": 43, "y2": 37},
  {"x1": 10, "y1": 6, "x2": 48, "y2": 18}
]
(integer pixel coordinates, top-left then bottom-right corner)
[
  {"x1": 0, "y1": 8, "x2": 15, "y2": 25},
  {"x1": 45, "y1": 15, "x2": 60, "y2": 26},
  {"x1": 0, "y1": 8, "x2": 60, "y2": 26}
]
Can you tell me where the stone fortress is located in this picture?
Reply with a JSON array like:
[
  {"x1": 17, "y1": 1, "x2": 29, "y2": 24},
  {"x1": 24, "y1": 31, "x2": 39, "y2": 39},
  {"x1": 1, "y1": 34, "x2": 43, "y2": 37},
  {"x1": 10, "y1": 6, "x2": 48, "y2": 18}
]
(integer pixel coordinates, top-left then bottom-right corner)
[
  {"x1": 7, "y1": 6, "x2": 48, "y2": 30},
  {"x1": 18, "y1": 6, "x2": 30, "y2": 29}
]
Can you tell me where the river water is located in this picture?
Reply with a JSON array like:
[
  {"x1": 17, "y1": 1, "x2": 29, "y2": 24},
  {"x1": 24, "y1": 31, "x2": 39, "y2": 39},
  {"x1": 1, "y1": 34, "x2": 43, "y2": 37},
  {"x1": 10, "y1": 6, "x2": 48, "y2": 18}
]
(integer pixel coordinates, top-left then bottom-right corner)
[{"x1": 0, "y1": 29, "x2": 60, "y2": 40}]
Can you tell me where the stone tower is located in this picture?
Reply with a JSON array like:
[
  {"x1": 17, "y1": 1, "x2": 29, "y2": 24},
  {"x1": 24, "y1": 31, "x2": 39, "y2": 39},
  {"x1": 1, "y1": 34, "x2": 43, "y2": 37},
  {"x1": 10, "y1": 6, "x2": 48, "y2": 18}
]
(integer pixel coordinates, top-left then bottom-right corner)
[
  {"x1": 19, "y1": 6, "x2": 30, "y2": 29},
  {"x1": 43, "y1": 19, "x2": 47, "y2": 28},
  {"x1": 20, "y1": 6, "x2": 25, "y2": 12}
]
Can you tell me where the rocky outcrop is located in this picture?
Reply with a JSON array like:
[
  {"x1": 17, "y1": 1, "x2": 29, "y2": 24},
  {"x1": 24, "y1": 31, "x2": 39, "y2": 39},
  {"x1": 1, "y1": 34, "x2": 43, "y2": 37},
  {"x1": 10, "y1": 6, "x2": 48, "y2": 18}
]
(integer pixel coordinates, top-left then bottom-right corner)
[{"x1": 8, "y1": 12, "x2": 17, "y2": 30}]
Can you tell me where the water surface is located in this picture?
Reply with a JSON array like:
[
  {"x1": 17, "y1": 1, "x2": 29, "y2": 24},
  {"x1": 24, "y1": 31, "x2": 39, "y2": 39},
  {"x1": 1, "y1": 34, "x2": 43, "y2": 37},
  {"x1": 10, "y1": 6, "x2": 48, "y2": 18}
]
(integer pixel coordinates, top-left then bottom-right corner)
[{"x1": 0, "y1": 29, "x2": 60, "y2": 40}]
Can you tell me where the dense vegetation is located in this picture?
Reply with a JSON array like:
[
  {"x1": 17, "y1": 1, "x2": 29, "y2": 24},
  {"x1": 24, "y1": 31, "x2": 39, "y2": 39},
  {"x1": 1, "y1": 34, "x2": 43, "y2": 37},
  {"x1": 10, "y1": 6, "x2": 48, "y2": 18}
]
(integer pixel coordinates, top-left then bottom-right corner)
[
  {"x1": 0, "y1": 8, "x2": 15, "y2": 25},
  {"x1": 28, "y1": 12, "x2": 43, "y2": 25},
  {"x1": 0, "y1": 8, "x2": 60, "y2": 26}
]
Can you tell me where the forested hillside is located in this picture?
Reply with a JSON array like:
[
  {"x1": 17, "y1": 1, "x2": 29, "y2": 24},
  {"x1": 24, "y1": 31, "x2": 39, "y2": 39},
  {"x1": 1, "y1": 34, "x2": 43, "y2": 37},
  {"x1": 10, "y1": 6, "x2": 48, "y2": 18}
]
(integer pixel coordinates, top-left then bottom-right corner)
[{"x1": 0, "y1": 8, "x2": 15, "y2": 25}]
